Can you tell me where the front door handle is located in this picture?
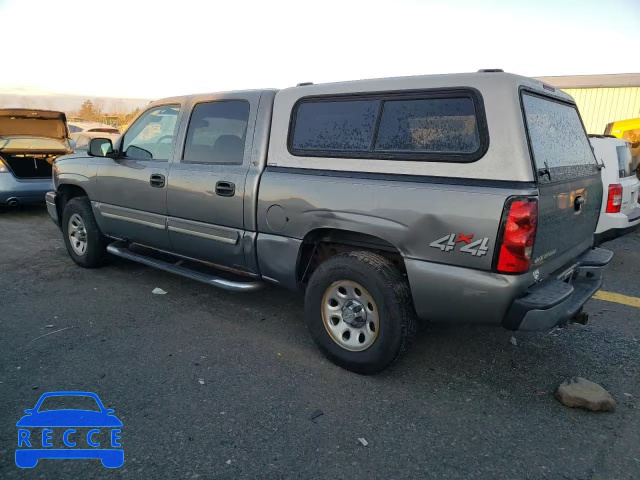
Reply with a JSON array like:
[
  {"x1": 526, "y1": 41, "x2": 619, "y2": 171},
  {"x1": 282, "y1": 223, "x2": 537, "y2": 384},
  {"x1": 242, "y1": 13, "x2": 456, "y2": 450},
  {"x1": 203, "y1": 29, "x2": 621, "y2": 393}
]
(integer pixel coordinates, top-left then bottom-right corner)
[
  {"x1": 215, "y1": 181, "x2": 235, "y2": 197},
  {"x1": 150, "y1": 174, "x2": 165, "y2": 188}
]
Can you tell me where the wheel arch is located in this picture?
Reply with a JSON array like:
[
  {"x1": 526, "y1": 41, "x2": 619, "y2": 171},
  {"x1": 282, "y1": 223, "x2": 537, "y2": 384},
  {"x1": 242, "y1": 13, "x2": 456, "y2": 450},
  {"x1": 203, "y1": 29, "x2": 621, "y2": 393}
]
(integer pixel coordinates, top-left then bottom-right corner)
[
  {"x1": 296, "y1": 228, "x2": 406, "y2": 284},
  {"x1": 56, "y1": 183, "x2": 89, "y2": 219}
]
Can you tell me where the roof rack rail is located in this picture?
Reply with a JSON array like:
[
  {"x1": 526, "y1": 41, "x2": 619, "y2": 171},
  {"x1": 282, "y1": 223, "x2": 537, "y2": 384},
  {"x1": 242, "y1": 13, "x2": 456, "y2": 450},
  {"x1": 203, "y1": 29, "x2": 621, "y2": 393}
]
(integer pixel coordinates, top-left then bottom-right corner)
[
  {"x1": 477, "y1": 69, "x2": 504, "y2": 73},
  {"x1": 296, "y1": 82, "x2": 314, "y2": 86}
]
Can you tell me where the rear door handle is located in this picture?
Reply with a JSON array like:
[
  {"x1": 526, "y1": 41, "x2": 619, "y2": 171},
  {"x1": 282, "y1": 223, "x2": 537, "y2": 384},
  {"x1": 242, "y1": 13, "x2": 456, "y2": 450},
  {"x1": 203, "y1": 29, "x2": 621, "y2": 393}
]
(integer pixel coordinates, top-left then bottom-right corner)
[
  {"x1": 215, "y1": 181, "x2": 235, "y2": 197},
  {"x1": 150, "y1": 174, "x2": 165, "y2": 188}
]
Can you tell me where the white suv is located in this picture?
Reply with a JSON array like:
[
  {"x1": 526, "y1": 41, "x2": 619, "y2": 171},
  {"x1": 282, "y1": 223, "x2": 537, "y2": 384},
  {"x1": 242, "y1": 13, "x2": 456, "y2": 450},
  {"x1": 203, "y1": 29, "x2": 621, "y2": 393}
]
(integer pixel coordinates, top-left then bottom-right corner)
[{"x1": 590, "y1": 135, "x2": 640, "y2": 244}]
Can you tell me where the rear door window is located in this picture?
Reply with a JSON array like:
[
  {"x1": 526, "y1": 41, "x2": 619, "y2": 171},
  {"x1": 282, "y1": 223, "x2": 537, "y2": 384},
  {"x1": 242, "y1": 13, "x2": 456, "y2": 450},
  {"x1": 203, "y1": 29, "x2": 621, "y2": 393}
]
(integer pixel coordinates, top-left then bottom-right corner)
[
  {"x1": 521, "y1": 93, "x2": 596, "y2": 176},
  {"x1": 182, "y1": 101, "x2": 249, "y2": 164}
]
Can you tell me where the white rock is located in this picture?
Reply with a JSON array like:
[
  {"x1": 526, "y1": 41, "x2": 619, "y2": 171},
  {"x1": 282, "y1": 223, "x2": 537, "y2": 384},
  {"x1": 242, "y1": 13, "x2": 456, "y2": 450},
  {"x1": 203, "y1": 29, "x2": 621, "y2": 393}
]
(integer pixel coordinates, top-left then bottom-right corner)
[
  {"x1": 509, "y1": 336, "x2": 518, "y2": 346},
  {"x1": 152, "y1": 287, "x2": 167, "y2": 295},
  {"x1": 357, "y1": 437, "x2": 368, "y2": 447},
  {"x1": 555, "y1": 377, "x2": 616, "y2": 412}
]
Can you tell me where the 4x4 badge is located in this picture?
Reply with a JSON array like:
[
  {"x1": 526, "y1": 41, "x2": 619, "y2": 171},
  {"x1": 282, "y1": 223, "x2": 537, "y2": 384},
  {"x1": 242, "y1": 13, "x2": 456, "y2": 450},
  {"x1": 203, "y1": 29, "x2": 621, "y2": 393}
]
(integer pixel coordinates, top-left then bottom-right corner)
[{"x1": 430, "y1": 233, "x2": 490, "y2": 257}]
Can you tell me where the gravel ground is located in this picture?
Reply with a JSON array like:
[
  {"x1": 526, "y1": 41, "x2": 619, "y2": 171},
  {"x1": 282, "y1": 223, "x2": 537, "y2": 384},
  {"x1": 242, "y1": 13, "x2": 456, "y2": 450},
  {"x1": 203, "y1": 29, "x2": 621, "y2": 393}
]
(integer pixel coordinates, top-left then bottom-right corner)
[{"x1": 0, "y1": 206, "x2": 639, "y2": 479}]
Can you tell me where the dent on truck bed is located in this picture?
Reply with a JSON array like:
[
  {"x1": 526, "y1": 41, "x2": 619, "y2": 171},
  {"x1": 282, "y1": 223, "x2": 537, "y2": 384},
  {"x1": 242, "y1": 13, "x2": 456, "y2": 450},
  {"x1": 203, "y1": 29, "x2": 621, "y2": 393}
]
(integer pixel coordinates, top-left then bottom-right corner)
[{"x1": 256, "y1": 168, "x2": 536, "y2": 275}]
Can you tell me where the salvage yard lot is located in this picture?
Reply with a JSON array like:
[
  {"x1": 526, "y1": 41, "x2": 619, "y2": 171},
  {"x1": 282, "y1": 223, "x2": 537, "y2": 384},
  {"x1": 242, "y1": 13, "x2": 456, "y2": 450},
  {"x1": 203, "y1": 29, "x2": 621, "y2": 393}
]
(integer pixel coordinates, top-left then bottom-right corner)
[{"x1": 1, "y1": 207, "x2": 639, "y2": 479}]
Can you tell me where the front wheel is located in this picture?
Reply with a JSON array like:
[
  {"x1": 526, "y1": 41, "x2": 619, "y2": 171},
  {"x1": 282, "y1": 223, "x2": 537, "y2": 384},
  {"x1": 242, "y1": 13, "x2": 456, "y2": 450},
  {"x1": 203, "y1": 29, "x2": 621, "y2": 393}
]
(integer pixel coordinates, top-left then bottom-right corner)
[
  {"x1": 304, "y1": 251, "x2": 417, "y2": 374},
  {"x1": 62, "y1": 196, "x2": 108, "y2": 268}
]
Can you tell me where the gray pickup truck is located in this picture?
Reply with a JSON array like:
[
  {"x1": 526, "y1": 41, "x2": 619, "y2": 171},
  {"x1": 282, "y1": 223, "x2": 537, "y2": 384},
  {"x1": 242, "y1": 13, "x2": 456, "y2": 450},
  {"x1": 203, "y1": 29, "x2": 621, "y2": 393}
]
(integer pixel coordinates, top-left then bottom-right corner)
[{"x1": 46, "y1": 71, "x2": 612, "y2": 373}]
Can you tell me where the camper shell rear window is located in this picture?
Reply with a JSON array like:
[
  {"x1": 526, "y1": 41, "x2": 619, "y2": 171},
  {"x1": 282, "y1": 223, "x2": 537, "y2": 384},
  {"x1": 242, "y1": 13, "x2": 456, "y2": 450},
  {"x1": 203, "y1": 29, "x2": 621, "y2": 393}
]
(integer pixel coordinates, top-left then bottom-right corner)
[
  {"x1": 288, "y1": 89, "x2": 489, "y2": 163},
  {"x1": 521, "y1": 90, "x2": 597, "y2": 181}
]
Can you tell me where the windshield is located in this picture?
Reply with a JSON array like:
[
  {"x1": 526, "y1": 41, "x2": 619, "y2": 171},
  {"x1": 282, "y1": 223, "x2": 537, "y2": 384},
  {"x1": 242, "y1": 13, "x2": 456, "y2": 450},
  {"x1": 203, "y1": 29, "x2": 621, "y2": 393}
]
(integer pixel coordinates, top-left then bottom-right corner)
[{"x1": 38, "y1": 395, "x2": 101, "y2": 412}]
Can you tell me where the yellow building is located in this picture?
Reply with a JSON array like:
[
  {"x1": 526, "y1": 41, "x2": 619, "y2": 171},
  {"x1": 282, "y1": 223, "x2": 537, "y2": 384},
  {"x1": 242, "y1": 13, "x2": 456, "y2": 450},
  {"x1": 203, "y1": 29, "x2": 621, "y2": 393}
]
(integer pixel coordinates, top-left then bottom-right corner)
[{"x1": 535, "y1": 74, "x2": 640, "y2": 134}]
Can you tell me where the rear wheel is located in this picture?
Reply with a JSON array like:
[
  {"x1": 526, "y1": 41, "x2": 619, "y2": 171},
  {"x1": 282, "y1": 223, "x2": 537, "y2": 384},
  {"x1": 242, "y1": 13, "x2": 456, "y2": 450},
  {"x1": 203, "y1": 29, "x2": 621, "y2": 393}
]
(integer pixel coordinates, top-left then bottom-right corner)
[
  {"x1": 304, "y1": 251, "x2": 417, "y2": 374},
  {"x1": 62, "y1": 196, "x2": 109, "y2": 268}
]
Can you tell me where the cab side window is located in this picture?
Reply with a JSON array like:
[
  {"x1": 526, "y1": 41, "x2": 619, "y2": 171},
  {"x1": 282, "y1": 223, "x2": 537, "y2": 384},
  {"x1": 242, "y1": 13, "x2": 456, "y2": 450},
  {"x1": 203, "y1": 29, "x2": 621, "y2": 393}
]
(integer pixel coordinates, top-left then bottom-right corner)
[
  {"x1": 121, "y1": 105, "x2": 180, "y2": 161},
  {"x1": 182, "y1": 101, "x2": 249, "y2": 165}
]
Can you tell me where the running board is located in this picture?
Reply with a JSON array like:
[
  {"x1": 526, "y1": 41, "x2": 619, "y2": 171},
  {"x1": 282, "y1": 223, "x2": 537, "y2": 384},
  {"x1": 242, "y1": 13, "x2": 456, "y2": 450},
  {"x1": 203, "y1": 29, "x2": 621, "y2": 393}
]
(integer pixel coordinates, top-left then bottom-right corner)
[{"x1": 106, "y1": 242, "x2": 264, "y2": 292}]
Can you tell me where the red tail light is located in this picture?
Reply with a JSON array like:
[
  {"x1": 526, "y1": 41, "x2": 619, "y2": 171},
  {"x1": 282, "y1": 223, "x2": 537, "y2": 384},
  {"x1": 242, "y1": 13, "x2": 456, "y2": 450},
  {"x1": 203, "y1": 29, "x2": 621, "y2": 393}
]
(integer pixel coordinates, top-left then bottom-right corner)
[
  {"x1": 495, "y1": 198, "x2": 538, "y2": 274},
  {"x1": 605, "y1": 184, "x2": 623, "y2": 213}
]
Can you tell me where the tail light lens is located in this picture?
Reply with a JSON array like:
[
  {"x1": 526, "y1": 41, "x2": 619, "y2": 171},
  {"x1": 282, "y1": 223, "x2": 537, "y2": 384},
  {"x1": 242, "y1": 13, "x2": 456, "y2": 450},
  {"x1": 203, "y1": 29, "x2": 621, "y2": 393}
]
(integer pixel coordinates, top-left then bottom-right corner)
[
  {"x1": 495, "y1": 198, "x2": 538, "y2": 274},
  {"x1": 0, "y1": 157, "x2": 8, "y2": 173},
  {"x1": 605, "y1": 184, "x2": 623, "y2": 213}
]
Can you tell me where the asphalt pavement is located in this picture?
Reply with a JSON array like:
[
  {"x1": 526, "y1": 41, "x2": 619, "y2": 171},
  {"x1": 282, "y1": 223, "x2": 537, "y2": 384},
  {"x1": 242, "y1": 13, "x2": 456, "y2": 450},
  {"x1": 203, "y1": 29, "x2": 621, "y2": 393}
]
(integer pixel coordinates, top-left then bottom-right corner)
[{"x1": 1, "y1": 206, "x2": 639, "y2": 479}]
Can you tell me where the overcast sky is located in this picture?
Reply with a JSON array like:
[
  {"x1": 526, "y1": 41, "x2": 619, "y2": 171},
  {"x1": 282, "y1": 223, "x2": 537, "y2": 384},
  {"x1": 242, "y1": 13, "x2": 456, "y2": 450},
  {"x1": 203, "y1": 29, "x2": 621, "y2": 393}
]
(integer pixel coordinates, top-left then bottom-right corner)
[{"x1": 1, "y1": 0, "x2": 638, "y2": 99}]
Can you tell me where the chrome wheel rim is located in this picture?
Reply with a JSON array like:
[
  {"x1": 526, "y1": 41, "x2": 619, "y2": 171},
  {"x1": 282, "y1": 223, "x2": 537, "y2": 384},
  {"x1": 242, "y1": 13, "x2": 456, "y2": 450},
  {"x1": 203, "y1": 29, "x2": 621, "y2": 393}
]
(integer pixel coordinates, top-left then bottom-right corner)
[
  {"x1": 68, "y1": 213, "x2": 88, "y2": 256},
  {"x1": 321, "y1": 280, "x2": 379, "y2": 351}
]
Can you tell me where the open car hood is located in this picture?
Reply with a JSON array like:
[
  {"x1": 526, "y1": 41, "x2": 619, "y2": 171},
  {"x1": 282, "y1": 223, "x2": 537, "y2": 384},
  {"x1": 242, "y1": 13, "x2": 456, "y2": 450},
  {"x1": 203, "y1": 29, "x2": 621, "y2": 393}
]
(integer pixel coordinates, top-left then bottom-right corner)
[{"x1": 0, "y1": 109, "x2": 70, "y2": 140}]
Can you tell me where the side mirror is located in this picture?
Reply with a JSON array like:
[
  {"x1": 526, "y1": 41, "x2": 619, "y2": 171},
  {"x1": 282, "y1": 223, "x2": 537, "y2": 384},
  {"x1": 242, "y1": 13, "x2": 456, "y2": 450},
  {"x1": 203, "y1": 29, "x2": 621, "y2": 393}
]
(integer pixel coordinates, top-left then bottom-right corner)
[
  {"x1": 88, "y1": 138, "x2": 114, "y2": 157},
  {"x1": 24, "y1": 409, "x2": 35, "y2": 414}
]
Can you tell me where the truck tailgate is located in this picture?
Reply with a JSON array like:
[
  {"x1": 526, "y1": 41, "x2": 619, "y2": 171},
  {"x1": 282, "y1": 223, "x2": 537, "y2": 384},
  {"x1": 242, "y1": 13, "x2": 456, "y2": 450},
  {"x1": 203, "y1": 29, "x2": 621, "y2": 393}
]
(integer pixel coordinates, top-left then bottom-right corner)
[{"x1": 521, "y1": 91, "x2": 602, "y2": 278}]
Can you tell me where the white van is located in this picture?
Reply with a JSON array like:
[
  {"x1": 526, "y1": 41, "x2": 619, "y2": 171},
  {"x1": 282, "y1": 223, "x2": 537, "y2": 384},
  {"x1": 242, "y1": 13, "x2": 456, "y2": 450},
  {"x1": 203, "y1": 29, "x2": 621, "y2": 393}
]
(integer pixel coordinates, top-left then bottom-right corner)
[{"x1": 589, "y1": 135, "x2": 640, "y2": 244}]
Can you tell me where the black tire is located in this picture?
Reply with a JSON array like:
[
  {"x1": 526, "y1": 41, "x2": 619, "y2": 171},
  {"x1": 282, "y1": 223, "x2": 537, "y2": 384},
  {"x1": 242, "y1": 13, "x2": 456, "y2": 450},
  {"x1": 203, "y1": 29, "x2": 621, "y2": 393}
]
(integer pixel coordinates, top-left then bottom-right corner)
[
  {"x1": 304, "y1": 251, "x2": 417, "y2": 374},
  {"x1": 61, "y1": 196, "x2": 109, "y2": 268}
]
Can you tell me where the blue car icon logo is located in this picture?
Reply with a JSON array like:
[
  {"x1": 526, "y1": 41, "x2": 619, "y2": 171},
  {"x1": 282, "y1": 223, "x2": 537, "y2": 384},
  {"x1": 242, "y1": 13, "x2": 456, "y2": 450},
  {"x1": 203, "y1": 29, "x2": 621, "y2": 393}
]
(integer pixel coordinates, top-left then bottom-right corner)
[{"x1": 16, "y1": 391, "x2": 123, "y2": 468}]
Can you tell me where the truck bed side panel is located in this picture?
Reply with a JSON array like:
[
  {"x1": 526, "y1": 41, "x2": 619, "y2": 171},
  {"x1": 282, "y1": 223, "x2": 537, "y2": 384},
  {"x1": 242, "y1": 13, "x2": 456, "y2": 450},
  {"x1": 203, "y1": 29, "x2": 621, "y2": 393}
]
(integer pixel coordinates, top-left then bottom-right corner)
[{"x1": 256, "y1": 168, "x2": 538, "y2": 277}]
